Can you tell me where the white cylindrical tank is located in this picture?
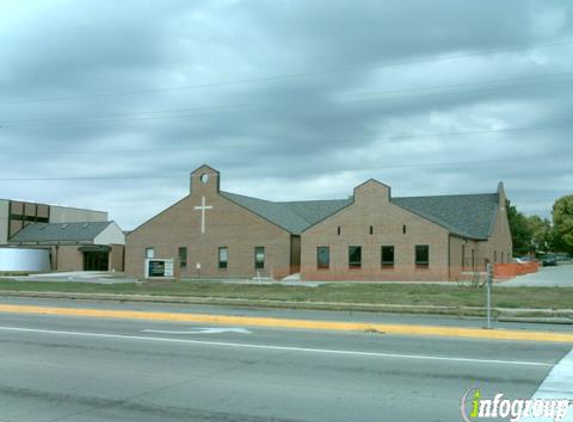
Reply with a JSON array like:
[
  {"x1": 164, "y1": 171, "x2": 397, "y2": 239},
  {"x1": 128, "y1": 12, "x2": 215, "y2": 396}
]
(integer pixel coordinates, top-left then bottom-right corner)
[{"x1": 0, "y1": 248, "x2": 51, "y2": 272}]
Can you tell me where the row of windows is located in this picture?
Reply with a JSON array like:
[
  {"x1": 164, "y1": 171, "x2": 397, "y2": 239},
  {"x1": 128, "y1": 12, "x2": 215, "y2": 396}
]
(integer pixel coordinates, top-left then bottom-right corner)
[
  {"x1": 10, "y1": 214, "x2": 49, "y2": 223},
  {"x1": 317, "y1": 245, "x2": 429, "y2": 269},
  {"x1": 145, "y1": 246, "x2": 266, "y2": 270},
  {"x1": 146, "y1": 245, "x2": 429, "y2": 270},
  {"x1": 145, "y1": 245, "x2": 507, "y2": 272}
]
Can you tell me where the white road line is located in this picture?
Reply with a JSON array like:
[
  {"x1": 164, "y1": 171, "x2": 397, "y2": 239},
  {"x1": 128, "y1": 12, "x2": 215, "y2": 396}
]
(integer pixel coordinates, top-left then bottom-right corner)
[
  {"x1": 142, "y1": 327, "x2": 252, "y2": 334},
  {"x1": 0, "y1": 325, "x2": 553, "y2": 367}
]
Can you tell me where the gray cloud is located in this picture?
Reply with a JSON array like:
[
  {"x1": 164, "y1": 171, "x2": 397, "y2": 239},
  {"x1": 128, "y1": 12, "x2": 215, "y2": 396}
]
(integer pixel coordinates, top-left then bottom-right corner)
[{"x1": 1, "y1": 0, "x2": 572, "y2": 229}]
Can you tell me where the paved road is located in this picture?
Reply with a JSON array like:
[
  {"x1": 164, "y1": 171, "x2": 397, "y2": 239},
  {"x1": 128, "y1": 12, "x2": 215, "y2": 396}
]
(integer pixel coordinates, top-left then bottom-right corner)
[
  {"x1": 0, "y1": 301, "x2": 571, "y2": 421},
  {"x1": 500, "y1": 265, "x2": 573, "y2": 287}
]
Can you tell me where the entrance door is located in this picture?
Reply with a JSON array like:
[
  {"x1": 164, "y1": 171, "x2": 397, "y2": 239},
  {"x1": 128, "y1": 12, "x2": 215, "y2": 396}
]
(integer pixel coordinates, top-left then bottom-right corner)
[{"x1": 84, "y1": 251, "x2": 109, "y2": 271}]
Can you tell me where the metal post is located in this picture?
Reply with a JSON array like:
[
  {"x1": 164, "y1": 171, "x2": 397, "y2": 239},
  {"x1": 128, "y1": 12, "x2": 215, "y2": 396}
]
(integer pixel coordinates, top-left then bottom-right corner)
[{"x1": 486, "y1": 263, "x2": 493, "y2": 329}]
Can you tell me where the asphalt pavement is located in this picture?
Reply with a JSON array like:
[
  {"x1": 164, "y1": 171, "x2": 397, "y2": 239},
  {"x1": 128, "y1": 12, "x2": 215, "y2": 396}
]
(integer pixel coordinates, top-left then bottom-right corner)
[
  {"x1": 500, "y1": 265, "x2": 573, "y2": 287},
  {"x1": 0, "y1": 298, "x2": 572, "y2": 421}
]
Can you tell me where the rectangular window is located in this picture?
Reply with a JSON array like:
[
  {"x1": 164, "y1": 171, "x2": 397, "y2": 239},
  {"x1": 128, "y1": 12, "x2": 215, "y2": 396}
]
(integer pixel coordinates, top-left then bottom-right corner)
[
  {"x1": 337, "y1": 226, "x2": 341, "y2": 236},
  {"x1": 178, "y1": 247, "x2": 187, "y2": 269},
  {"x1": 218, "y1": 247, "x2": 228, "y2": 269},
  {"x1": 369, "y1": 225, "x2": 373, "y2": 235},
  {"x1": 145, "y1": 247, "x2": 155, "y2": 259},
  {"x1": 402, "y1": 224, "x2": 407, "y2": 234},
  {"x1": 415, "y1": 245, "x2": 429, "y2": 267},
  {"x1": 381, "y1": 246, "x2": 394, "y2": 267},
  {"x1": 348, "y1": 246, "x2": 362, "y2": 268},
  {"x1": 317, "y1": 246, "x2": 330, "y2": 269},
  {"x1": 254, "y1": 246, "x2": 265, "y2": 269}
]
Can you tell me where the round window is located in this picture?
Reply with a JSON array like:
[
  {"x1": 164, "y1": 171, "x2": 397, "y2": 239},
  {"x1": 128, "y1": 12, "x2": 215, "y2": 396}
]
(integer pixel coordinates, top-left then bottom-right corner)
[{"x1": 200, "y1": 173, "x2": 209, "y2": 184}]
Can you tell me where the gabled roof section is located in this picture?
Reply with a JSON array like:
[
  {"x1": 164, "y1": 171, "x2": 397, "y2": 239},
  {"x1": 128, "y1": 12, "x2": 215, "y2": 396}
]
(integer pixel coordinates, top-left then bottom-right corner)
[
  {"x1": 220, "y1": 192, "x2": 350, "y2": 234},
  {"x1": 278, "y1": 199, "x2": 352, "y2": 226},
  {"x1": 221, "y1": 189, "x2": 498, "y2": 239},
  {"x1": 353, "y1": 178, "x2": 391, "y2": 191},
  {"x1": 9, "y1": 221, "x2": 113, "y2": 243},
  {"x1": 220, "y1": 192, "x2": 312, "y2": 234},
  {"x1": 393, "y1": 193, "x2": 499, "y2": 239}
]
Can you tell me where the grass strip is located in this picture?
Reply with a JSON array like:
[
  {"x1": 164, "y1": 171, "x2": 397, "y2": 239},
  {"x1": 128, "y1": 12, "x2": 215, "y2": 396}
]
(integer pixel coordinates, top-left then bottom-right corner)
[{"x1": 1, "y1": 279, "x2": 572, "y2": 310}]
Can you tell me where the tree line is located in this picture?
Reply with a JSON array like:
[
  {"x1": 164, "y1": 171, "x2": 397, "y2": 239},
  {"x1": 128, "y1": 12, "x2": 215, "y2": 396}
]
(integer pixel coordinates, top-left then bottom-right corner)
[{"x1": 507, "y1": 195, "x2": 573, "y2": 256}]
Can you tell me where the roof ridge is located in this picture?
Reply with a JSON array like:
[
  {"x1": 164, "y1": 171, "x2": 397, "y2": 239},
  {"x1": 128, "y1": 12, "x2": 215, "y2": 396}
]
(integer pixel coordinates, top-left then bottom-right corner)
[
  {"x1": 223, "y1": 189, "x2": 496, "y2": 203},
  {"x1": 220, "y1": 191, "x2": 275, "y2": 204},
  {"x1": 47, "y1": 220, "x2": 111, "y2": 225},
  {"x1": 395, "y1": 192, "x2": 497, "y2": 200},
  {"x1": 222, "y1": 190, "x2": 353, "y2": 205},
  {"x1": 277, "y1": 198, "x2": 350, "y2": 204}
]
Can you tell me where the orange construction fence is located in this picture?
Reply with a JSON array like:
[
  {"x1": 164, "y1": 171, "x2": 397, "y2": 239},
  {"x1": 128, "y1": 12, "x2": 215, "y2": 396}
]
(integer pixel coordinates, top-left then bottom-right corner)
[{"x1": 494, "y1": 262, "x2": 539, "y2": 279}]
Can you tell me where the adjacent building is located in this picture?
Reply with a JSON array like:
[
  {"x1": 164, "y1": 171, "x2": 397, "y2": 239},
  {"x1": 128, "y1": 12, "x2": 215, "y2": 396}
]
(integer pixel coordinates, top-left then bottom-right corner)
[
  {"x1": 301, "y1": 179, "x2": 512, "y2": 281},
  {"x1": 126, "y1": 165, "x2": 512, "y2": 281},
  {"x1": 0, "y1": 199, "x2": 107, "y2": 245},
  {"x1": 9, "y1": 221, "x2": 125, "y2": 272},
  {"x1": 0, "y1": 198, "x2": 124, "y2": 272}
]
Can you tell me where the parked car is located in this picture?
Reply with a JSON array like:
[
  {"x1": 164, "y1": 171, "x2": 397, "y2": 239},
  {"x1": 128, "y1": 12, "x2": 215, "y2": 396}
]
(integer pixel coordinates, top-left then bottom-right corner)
[
  {"x1": 542, "y1": 255, "x2": 558, "y2": 267},
  {"x1": 514, "y1": 256, "x2": 534, "y2": 264}
]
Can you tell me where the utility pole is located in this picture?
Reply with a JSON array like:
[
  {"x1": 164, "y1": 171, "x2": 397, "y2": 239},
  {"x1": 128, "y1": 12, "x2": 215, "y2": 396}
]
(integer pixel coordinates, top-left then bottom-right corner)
[{"x1": 486, "y1": 262, "x2": 493, "y2": 329}]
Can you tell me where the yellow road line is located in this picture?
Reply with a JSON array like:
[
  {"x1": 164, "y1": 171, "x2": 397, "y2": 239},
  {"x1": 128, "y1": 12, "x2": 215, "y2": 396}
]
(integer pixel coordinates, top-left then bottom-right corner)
[{"x1": 1, "y1": 303, "x2": 572, "y2": 343}]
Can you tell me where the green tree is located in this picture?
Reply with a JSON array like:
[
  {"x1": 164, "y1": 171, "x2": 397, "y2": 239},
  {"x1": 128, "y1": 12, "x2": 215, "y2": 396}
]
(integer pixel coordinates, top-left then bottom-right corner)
[
  {"x1": 506, "y1": 199, "x2": 533, "y2": 255},
  {"x1": 527, "y1": 215, "x2": 553, "y2": 253},
  {"x1": 552, "y1": 195, "x2": 573, "y2": 255}
]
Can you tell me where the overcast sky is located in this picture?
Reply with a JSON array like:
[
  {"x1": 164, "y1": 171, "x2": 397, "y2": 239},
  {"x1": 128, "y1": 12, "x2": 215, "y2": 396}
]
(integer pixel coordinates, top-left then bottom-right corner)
[{"x1": 1, "y1": 0, "x2": 572, "y2": 230}]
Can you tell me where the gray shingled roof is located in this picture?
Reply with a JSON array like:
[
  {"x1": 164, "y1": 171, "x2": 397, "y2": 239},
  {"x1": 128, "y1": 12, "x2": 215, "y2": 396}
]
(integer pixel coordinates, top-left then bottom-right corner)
[
  {"x1": 278, "y1": 199, "x2": 352, "y2": 225},
  {"x1": 10, "y1": 221, "x2": 112, "y2": 243},
  {"x1": 220, "y1": 192, "x2": 313, "y2": 234},
  {"x1": 221, "y1": 190, "x2": 499, "y2": 239},
  {"x1": 393, "y1": 194, "x2": 499, "y2": 239}
]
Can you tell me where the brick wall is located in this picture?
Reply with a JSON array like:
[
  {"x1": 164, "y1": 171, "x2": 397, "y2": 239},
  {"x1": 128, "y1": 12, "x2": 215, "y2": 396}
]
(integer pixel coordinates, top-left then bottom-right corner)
[
  {"x1": 53, "y1": 245, "x2": 84, "y2": 271},
  {"x1": 125, "y1": 168, "x2": 513, "y2": 283},
  {"x1": 126, "y1": 166, "x2": 293, "y2": 280},
  {"x1": 301, "y1": 180, "x2": 451, "y2": 281},
  {"x1": 109, "y1": 244, "x2": 125, "y2": 272}
]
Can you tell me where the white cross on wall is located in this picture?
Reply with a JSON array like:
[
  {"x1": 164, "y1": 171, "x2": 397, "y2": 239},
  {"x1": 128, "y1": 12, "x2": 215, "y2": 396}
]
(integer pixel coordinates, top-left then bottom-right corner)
[{"x1": 193, "y1": 196, "x2": 213, "y2": 234}]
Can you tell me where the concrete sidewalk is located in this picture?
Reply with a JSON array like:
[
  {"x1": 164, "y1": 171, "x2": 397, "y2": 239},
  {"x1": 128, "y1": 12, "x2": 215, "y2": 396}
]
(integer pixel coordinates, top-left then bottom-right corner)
[
  {"x1": 6, "y1": 266, "x2": 572, "y2": 287},
  {"x1": 10, "y1": 271, "x2": 138, "y2": 284}
]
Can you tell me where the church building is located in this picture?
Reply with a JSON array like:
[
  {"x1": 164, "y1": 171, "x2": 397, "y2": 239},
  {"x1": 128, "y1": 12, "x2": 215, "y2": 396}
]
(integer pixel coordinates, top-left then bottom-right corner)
[{"x1": 125, "y1": 165, "x2": 512, "y2": 281}]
